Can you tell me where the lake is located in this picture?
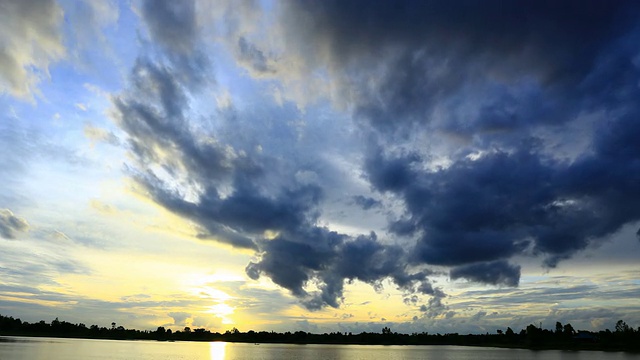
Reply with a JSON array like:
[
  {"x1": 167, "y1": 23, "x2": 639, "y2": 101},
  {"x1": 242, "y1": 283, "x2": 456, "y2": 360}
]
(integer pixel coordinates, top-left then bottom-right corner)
[{"x1": 0, "y1": 336, "x2": 638, "y2": 359}]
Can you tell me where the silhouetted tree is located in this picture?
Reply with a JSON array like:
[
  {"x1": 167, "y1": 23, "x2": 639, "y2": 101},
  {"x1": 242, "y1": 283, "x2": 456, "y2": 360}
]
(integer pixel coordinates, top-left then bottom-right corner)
[
  {"x1": 563, "y1": 323, "x2": 575, "y2": 336},
  {"x1": 1, "y1": 313, "x2": 638, "y2": 350},
  {"x1": 616, "y1": 320, "x2": 630, "y2": 333},
  {"x1": 555, "y1": 321, "x2": 563, "y2": 334}
]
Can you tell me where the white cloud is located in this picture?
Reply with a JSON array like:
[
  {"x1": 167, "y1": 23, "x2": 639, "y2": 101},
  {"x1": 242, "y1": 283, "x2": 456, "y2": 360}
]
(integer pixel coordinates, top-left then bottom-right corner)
[{"x1": 0, "y1": 0, "x2": 65, "y2": 99}]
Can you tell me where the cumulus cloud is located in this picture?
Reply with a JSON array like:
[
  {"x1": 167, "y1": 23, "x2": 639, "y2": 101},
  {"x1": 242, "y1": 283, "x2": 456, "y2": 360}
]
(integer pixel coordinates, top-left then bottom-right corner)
[
  {"x1": 168, "y1": 311, "x2": 191, "y2": 326},
  {"x1": 0, "y1": 209, "x2": 29, "y2": 239},
  {"x1": 0, "y1": 0, "x2": 65, "y2": 98}
]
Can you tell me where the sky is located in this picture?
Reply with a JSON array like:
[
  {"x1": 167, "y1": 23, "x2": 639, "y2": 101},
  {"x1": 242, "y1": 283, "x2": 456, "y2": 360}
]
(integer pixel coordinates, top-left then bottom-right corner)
[{"x1": 1, "y1": 0, "x2": 640, "y2": 335}]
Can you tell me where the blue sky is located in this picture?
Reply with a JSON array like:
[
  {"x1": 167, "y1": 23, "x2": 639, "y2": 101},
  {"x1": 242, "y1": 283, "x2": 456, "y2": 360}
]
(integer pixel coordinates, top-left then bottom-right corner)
[{"x1": 1, "y1": 0, "x2": 639, "y2": 334}]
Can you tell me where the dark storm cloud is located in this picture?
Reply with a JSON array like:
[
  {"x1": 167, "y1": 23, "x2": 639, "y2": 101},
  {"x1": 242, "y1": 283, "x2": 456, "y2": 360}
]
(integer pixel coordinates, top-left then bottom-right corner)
[
  {"x1": 450, "y1": 260, "x2": 521, "y2": 287},
  {"x1": 247, "y1": 230, "x2": 439, "y2": 310},
  {"x1": 364, "y1": 147, "x2": 419, "y2": 193},
  {"x1": 282, "y1": 0, "x2": 640, "y2": 129},
  {"x1": 0, "y1": 209, "x2": 28, "y2": 239},
  {"x1": 246, "y1": 229, "x2": 344, "y2": 299},
  {"x1": 365, "y1": 147, "x2": 544, "y2": 269},
  {"x1": 293, "y1": 0, "x2": 640, "y2": 280},
  {"x1": 368, "y1": 110, "x2": 640, "y2": 272},
  {"x1": 285, "y1": 0, "x2": 636, "y2": 69},
  {"x1": 141, "y1": 0, "x2": 197, "y2": 54}
]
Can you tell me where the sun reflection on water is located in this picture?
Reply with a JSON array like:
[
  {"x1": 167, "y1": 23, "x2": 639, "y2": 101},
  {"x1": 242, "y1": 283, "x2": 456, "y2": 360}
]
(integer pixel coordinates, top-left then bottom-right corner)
[{"x1": 209, "y1": 341, "x2": 226, "y2": 360}]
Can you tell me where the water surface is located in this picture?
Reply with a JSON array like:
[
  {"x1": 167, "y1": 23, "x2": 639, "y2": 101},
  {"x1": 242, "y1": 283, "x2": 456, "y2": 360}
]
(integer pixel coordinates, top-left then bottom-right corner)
[{"x1": 1, "y1": 336, "x2": 637, "y2": 360}]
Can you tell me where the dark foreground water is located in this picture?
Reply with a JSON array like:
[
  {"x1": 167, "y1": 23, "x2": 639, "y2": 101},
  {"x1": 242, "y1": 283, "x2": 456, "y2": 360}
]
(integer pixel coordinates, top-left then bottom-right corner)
[{"x1": 1, "y1": 336, "x2": 638, "y2": 360}]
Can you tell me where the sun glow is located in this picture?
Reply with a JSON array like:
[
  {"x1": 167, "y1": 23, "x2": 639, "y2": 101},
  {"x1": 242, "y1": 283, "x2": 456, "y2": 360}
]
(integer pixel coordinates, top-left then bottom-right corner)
[
  {"x1": 182, "y1": 271, "x2": 243, "y2": 325},
  {"x1": 199, "y1": 287, "x2": 232, "y2": 301},
  {"x1": 187, "y1": 272, "x2": 244, "y2": 286},
  {"x1": 186, "y1": 272, "x2": 240, "y2": 301},
  {"x1": 208, "y1": 303, "x2": 235, "y2": 324}
]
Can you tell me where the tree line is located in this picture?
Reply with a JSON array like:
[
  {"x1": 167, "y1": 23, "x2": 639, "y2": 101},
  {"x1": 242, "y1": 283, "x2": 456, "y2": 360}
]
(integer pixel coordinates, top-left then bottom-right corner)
[{"x1": 1, "y1": 314, "x2": 638, "y2": 351}]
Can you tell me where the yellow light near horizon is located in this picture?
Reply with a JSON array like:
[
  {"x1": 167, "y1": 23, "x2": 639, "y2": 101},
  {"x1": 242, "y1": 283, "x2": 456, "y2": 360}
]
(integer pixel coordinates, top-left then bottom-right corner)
[
  {"x1": 186, "y1": 272, "x2": 242, "y2": 302},
  {"x1": 209, "y1": 303, "x2": 234, "y2": 316},
  {"x1": 188, "y1": 272, "x2": 245, "y2": 285},
  {"x1": 198, "y1": 287, "x2": 232, "y2": 301}
]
